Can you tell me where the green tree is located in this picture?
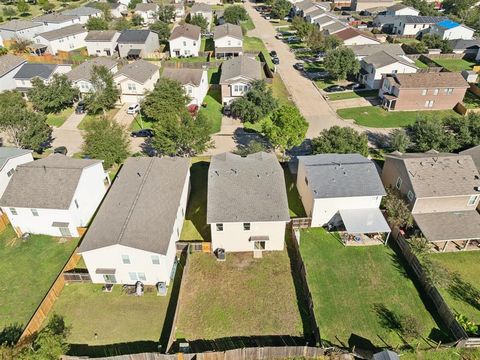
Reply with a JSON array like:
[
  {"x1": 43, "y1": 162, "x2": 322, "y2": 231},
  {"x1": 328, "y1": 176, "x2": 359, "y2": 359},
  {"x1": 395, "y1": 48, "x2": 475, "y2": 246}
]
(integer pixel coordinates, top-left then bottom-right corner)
[
  {"x1": 442, "y1": 0, "x2": 475, "y2": 18},
  {"x1": 234, "y1": 140, "x2": 268, "y2": 156},
  {"x1": 291, "y1": 16, "x2": 313, "y2": 40},
  {"x1": 271, "y1": 0, "x2": 291, "y2": 19},
  {"x1": 389, "y1": 128, "x2": 411, "y2": 152},
  {"x1": 382, "y1": 187, "x2": 413, "y2": 229},
  {"x1": 128, "y1": 0, "x2": 142, "y2": 10},
  {"x1": 262, "y1": 105, "x2": 308, "y2": 157},
  {"x1": 230, "y1": 80, "x2": 278, "y2": 123},
  {"x1": 312, "y1": 126, "x2": 368, "y2": 156},
  {"x1": 28, "y1": 74, "x2": 78, "y2": 114},
  {"x1": 421, "y1": 34, "x2": 453, "y2": 53},
  {"x1": 306, "y1": 27, "x2": 324, "y2": 53},
  {"x1": 83, "y1": 65, "x2": 120, "y2": 115},
  {"x1": 131, "y1": 13, "x2": 143, "y2": 26},
  {"x1": 141, "y1": 78, "x2": 189, "y2": 121},
  {"x1": 96, "y1": 2, "x2": 112, "y2": 22},
  {"x1": 113, "y1": 18, "x2": 131, "y2": 31},
  {"x1": 86, "y1": 16, "x2": 109, "y2": 30},
  {"x1": 0, "y1": 48, "x2": 8, "y2": 56},
  {"x1": 157, "y1": 4, "x2": 175, "y2": 22},
  {"x1": 16, "y1": 0, "x2": 29, "y2": 15},
  {"x1": 82, "y1": 117, "x2": 130, "y2": 168},
  {"x1": 407, "y1": 117, "x2": 457, "y2": 152},
  {"x1": 223, "y1": 5, "x2": 248, "y2": 24},
  {"x1": 402, "y1": 0, "x2": 439, "y2": 16},
  {"x1": 445, "y1": 112, "x2": 480, "y2": 149},
  {"x1": 188, "y1": 14, "x2": 208, "y2": 32},
  {"x1": 322, "y1": 35, "x2": 342, "y2": 52},
  {"x1": 150, "y1": 20, "x2": 171, "y2": 44},
  {"x1": 324, "y1": 47, "x2": 360, "y2": 80},
  {"x1": 0, "y1": 90, "x2": 26, "y2": 111},
  {"x1": 2, "y1": 7, "x2": 17, "y2": 20},
  {"x1": 40, "y1": 1, "x2": 55, "y2": 12}
]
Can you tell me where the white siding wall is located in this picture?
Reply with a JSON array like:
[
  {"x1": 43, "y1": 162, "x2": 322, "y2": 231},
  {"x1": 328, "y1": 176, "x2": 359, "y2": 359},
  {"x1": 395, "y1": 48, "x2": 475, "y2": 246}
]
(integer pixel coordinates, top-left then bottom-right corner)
[
  {"x1": 86, "y1": 33, "x2": 120, "y2": 56},
  {"x1": 115, "y1": 70, "x2": 159, "y2": 104},
  {"x1": 185, "y1": 70, "x2": 208, "y2": 105},
  {"x1": 363, "y1": 61, "x2": 417, "y2": 89},
  {"x1": 169, "y1": 35, "x2": 201, "y2": 57},
  {"x1": 15, "y1": 64, "x2": 72, "y2": 90},
  {"x1": 392, "y1": 20, "x2": 432, "y2": 36},
  {"x1": 0, "y1": 24, "x2": 44, "y2": 45},
  {"x1": 222, "y1": 80, "x2": 250, "y2": 104},
  {"x1": 430, "y1": 25, "x2": 475, "y2": 40},
  {"x1": 0, "y1": 153, "x2": 33, "y2": 198},
  {"x1": 0, "y1": 63, "x2": 24, "y2": 91},
  {"x1": 36, "y1": 31, "x2": 87, "y2": 55},
  {"x1": 343, "y1": 35, "x2": 379, "y2": 46},
  {"x1": 214, "y1": 35, "x2": 243, "y2": 49},
  {"x1": 40, "y1": 18, "x2": 81, "y2": 31}
]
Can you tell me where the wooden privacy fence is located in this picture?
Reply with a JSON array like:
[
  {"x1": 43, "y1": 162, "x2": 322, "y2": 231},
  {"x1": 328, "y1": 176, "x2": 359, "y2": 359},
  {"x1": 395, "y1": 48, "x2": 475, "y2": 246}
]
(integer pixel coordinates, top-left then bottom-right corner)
[
  {"x1": 176, "y1": 241, "x2": 211, "y2": 253},
  {"x1": 63, "y1": 269, "x2": 92, "y2": 283},
  {"x1": 18, "y1": 248, "x2": 81, "y2": 343},
  {"x1": 291, "y1": 217, "x2": 312, "y2": 229},
  {"x1": 0, "y1": 212, "x2": 10, "y2": 232}
]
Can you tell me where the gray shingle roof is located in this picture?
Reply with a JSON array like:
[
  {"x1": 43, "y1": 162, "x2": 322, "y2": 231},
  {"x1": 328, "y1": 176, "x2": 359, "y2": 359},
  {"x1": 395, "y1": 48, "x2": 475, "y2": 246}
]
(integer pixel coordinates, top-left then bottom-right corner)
[
  {"x1": 85, "y1": 30, "x2": 119, "y2": 42},
  {"x1": 135, "y1": 3, "x2": 158, "y2": 12},
  {"x1": 170, "y1": 24, "x2": 201, "y2": 41},
  {"x1": 460, "y1": 145, "x2": 480, "y2": 170},
  {"x1": 0, "y1": 54, "x2": 25, "y2": 77},
  {"x1": 219, "y1": 55, "x2": 263, "y2": 84},
  {"x1": 386, "y1": 3, "x2": 408, "y2": 11},
  {"x1": 314, "y1": 15, "x2": 336, "y2": 26},
  {"x1": 448, "y1": 39, "x2": 480, "y2": 51},
  {"x1": 0, "y1": 147, "x2": 32, "y2": 171},
  {"x1": 0, "y1": 20, "x2": 43, "y2": 31},
  {"x1": 362, "y1": 50, "x2": 417, "y2": 69},
  {"x1": 0, "y1": 154, "x2": 102, "y2": 210},
  {"x1": 35, "y1": 13, "x2": 79, "y2": 23},
  {"x1": 36, "y1": 24, "x2": 86, "y2": 41},
  {"x1": 298, "y1": 154, "x2": 386, "y2": 199},
  {"x1": 347, "y1": 43, "x2": 405, "y2": 57},
  {"x1": 61, "y1": 6, "x2": 101, "y2": 16},
  {"x1": 214, "y1": 23, "x2": 242, "y2": 40},
  {"x1": 322, "y1": 21, "x2": 347, "y2": 34},
  {"x1": 13, "y1": 63, "x2": 57, "y2": 80},
  {"x1": 399, "y1": 15, "x2": 445, "y2": 24},
  {"x1": 115, "y1": 60, "x2": 158, "y2": 84},
  {"x1": 413, "y1": 211, "x2": 480, "y2": 242},
  {"x1": 79, "y1": 157, "x2": 190, "y2": 254},
  {"x1": 162, "y1": 67, "x2": 204, "y2": 86},
  {"x1": 191, "y1": 3, "x2": 212, "y2": 13},
  {"x1": 117, "y1": 29, "x2": 152, "y2": 43},
  {"x1": 306, "y1": 8, "x2": 325, "y2": 18},
  {"x1": 67, "y1": 57, "x2": 117, "y2": 82},
  {"x1": 207, "y1": 152, "x2": 290, "y2": 224},
  {"x1": 295, "y1": 0, "x2": 316, "y2": 11}
]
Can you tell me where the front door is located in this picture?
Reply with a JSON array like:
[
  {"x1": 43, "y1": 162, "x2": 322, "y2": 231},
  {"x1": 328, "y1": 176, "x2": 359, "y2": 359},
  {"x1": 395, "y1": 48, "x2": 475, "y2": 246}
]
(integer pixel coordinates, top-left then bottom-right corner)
[
  {"x1": 103, "y1": 274, "x2": 117, "y2": 283},
  {"x1": 105, "y1": 49, "x2": 111, "y2": 56},
  {"x1": 59, "y1": 227, "x2": 71, "y2": 237},
  {"x1": 254, "y1": 240, "x2": 266, "y2": 250}
]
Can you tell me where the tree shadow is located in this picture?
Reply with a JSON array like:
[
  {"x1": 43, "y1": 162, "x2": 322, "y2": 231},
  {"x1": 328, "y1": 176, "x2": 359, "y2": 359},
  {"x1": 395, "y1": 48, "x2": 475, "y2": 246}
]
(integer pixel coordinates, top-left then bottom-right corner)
[
  {"x1": 447, "y1": 274, "x2": 480, "y2": 311},
  {"x1": 348, "y1": 333, "x2": 377, "y2": 352},
  {"x1": 233, "y1": 127, "x2": 269, "y2": 151},
  {"x1": 373, "y1": 303, "x2": 402, "y2": 333},
  {"x1": 365, "y1": 130, "x2": 390, "y2": 149},
  {"x1": 0, "y1": 323, "x2": 23, "y2": 346},
  {"x1": 282, "y1": 164, "x2": 307, "y2": 218}
]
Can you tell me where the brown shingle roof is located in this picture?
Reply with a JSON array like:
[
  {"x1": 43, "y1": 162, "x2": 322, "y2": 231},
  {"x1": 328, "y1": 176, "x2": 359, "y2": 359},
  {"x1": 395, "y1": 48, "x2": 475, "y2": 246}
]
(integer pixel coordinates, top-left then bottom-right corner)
[
  {"x1": 169, "y1": 24, "x2": 201, "y2": 41},
  {"x1": 162, "y1": 68, "x2": 204, "y2": 86},
  {"x1": 214, "y1": 23, "x2": 243, "y2": 41},
  {"x1": 335, "y1": 27, "x2": 378, "y2": 42},
  {"x1": 85, "y1": 30, "x2": 119, "y2": 42},
  {"x1": 392, "y1": 72, "x2": 469, "y2": 89}
]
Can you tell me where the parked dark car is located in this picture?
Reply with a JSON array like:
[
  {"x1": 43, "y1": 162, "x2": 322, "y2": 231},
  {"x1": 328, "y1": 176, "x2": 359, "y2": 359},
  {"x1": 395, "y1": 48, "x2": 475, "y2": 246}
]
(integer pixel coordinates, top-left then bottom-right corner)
[
  {"x1": 272, "y1": 57, "x2": 279, "y2": 65},
  {"x1": 346, "y1": 83, "x2": 366, "y2": 90},
  {"x1": 269, "y1": 50, "x2": 277, "y2": 57},
  {"x1": 223, "y1": 106, "x2": 232, "y2": 116},
  {"x1": 131, "y1": 129, "x2": 154, "y2": 138},
  {"x1": 53, "y1": 146, "x2": 67, "y2": 155},
  {"x1": 324, "y1": 85, "x2": 346, "y2": 93},
  {"x1": 75, "y1": 101, "x2": 85, "y2": 114},
  {"x1": 293, "y1": 62, "x2": 304, "y2": 71}
]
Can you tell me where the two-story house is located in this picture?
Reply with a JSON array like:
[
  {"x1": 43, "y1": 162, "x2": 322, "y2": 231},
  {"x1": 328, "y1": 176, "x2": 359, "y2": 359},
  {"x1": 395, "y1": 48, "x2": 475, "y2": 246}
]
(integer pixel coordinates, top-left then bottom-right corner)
[
  {"x1": 214, "y1": 23, "x2": 243, "y2": 59},
  {"x1": 61, "y1": 7, "x2": 103, "y2": 25},
  {"x1": 67, "y1": 57, "x2": 118, "y2": 95},
  {"x1": 190, "y1": 3, "x2": 213, "y2": 30},
  {"x1": 33, "y1": 13, "x2": 81, "y2": 31},
  {"x1": 0, "y1": 20, "x2": 44, "y2": 47},
  {"x1": 379, "y1": 72, "x2": 469, "y2": 111},
  {"x1": 0, "y1": 54, "x2": 26, "y2": 92},
  {"x1": 430, "y1": 20, "x2": 475, "y2": 41},
  {"x1": 382, "y1": 151, "x2": 480, "y2": 251},
  {"x1": 34, "y1": 24, "x2": 88, "y2": 55},
  {"x1": 85, "y1": 1, "x2": 128, "y2": 18},
  {"x1": 162, "y1": 67, "x2": 209, "y2": 106},
  {"x1": 14, "y1": 63, "x2": 72, "y2": 92},
  {"x1": 85, "y1": 30, "x2": 120, "y2": 57},
  {"x1": 114, "y1": 59, "x2": 159, "y2": 103},
  {"x1": 117, "y1": 29, "x2": 159, "y2": 58},
  {"x1": 392, "y1": 15, "x2": 445, "y2": 36},
  {"x1": 134, "y1": 3, "x2": 159, "y2": 25},
  {"x1": 168, "y1": 24, "x2": 201, "y2": 58},
  {"x1": 334, "y1": 27, "x2": 381, "y2": 45},
  {"x1": 351, "y1": 0, "x2": 397, "y2": 12},
  {"x1": 347, "y1": 43, "x2": 405, "y2": 60}
]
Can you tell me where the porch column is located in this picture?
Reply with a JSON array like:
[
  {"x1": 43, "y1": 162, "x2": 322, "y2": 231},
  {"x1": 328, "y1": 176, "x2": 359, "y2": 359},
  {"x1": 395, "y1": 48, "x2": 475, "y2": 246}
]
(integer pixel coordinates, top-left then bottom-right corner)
[
  {"x1": 463, "y1": 239, "x2": 471, "y2": 251},
  {"x1": 442, "y1": 241, "x2": 448, "y2": 252}
]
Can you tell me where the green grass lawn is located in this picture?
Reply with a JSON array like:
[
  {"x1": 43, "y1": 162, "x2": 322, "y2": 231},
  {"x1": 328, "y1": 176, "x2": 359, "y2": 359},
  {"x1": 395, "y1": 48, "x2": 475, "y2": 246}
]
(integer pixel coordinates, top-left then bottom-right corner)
[
  {"x1": 198, "y1": 87, "x2": 222, "y2": 134},
  {"x1": 77, "y1": 107, "x2": 120, "y2": 130},
  {"x1": 433, "y1": 58, "x2": 477, "y2": 72},
  {"x1": 299, "y1": 228, "x2": 448, "y2": 349},
  {"x1": 243, "y1": 36, "x2": 274, "y2": 70},
  {"x1": 130, "y1": 114, "x2": 155, "y2": 131},
  {"x1": 337, "y1": 106, "x2": 457, "y2": 128},
  {"x1": 46, "y1": 107, "x2": 74, "y2": 127},
  {"x1": 272, "y1": 74, "x2": 293, "y2": 106},
  {"x1": 175, "y1": 250, "x2": 304, "y2": 340},
  {"x1": 165, "y1": 56, "x2": 209, "y2": 63},
  {"x1": 208, "y1": 67, "x2": 220, "y2": 84},
  {"x1": 428, "y1": 251, "x2": 480, "y2": 324},
  {"x1": 396, "y1": 38, "x2": 421, "y2": 45},
  {"x1": 463, "y1": 90, "x2": 480, "y2": 109},
  {"x1": 401, "y1": 348, "x2": 480, "y2": 360},
  {"x1": 241, "y1": 17, "x2": 255, "y2": 32},
  {"x1": 0, "y1": 226, "x2": 79, "y2": 330},
  {"x1": 283, "y1": 166, "x2": 306, "y2": 218},
  {"x1": 414, "y1": 59, "x2": 429, "y2": 69},
  {"x1": 315, "y1": 78, "x2": 336, "y2": 90},
  {"x1": 327, "y1": 90, "x2": 379, "y2": 101}
]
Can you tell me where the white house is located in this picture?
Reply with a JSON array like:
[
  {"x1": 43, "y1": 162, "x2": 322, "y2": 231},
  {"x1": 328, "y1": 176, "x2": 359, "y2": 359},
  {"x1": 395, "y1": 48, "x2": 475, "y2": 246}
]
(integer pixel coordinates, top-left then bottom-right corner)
[
  {"x1": 134, "y1": 3, "x2": 159, "y2": 25},
  {"x1": 0, "y1": 54, "x2": 26, "y2": 92},
  {"x1": 79, "y1": 157, "x2": 190, "y2": 289},
  {"x1": 305, "y1": 8, "x2": 326, "y2": 23},
  {"x1": 162, "y1": 67, "x2": 208, "y2": 106},
  {"x1": 0, "y1": 154, "x2": 109, "y2": 238},
  {"x1": 85, "y1": 2, "x2": 128, "y2": 19},
  {"x1": 219, "y1": 55, "x2": 264, "y2": 105},
  {"x1": 392, "y1": 15, "x2": 445, "y2": 36},
  {"x1": 334, "y1": 28, "x2": 380, "y2": 46},
  {"x1": 169, "y1": 24, "x2": 201, "y2": 58},
  {"x1": 430, "y1": 20, "x2": 475, "y2": 41},
  {"x1": 174, "y1": 3, "x2": 185, "y2": 21},
  {"x1": 0, "y1": 20, "x2": 44, "y2": 47},
  {"x1": 14, "y1": 63, "x2": 72, "y2": 92},
  {"x1": 61, "y1": 7, "x2": 102, "y2": 25},
  {"x1": 351, "y1": 0, "x2": 397, "y2": 12},
  {"x1": 313, "y1": 15, "x2": 339, "y2": 30},
  {"x1": 67, "y1": 57, "x2": 118, "y2": 95},
  {"x1": 114, "y1": 59, "x2": 159, "y2": 103},
  {"x1": 190, "y1": 3, "x2": 213, "y2": 30},
  {"x1": 347, "y1": 43, "x2": 405, "y2": 60},
  {"x1": 85, "y1": 30, "x2": 120, "y2": 57},
  {"x1": 207, "y1": 152, "x2": 290, "y2": 254},
  {"x1": 0, "y1": 148, "x2": 33, "y2": 199},
  {"x1": 214, "y1": 23, "x2": 243, "y2": 59},
  {"x1": 34, "y1": 24, "x2": 88, "y2": 55},
  {"x1": 385, "y1": 3, "x2": 419, "y2": 16},
  {"x1": 294, "y1": 0, "x2": 319, "y2": 16},
  {"x1": 359, "y1": 50, "x2": 418, "y2": 89},
  {"x1": 34, "y1": 13, "x2": 81, "y2": 31},
  {"x1": 117, "y1": 29, "x2": 159, "y2": 58}
]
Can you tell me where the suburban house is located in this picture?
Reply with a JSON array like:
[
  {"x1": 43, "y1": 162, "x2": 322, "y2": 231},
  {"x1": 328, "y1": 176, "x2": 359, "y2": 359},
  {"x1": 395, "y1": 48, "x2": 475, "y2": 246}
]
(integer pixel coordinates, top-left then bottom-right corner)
[
  {"x1": 381, "y1": 151, "x2": 480, "y2": 251},
  {"x1": 190, "y1": 3, "x2": 213, "y2": 30},
  {"x1": 0, "y1": 20, "x2": 44, "y2": 47},
  {"x1": 362, "y1": 6, "x2": 388, "y2": 16},
  {"x1": 0, "y1": 154, "x2": 109, "y2": 238},
  {"x1": 61, "y1": 7, "x2": 102, "y2": 24},
  {"x1": 347, "y1": 43, "x2": 405, "y2": 59},
  {"x1": 117, "y1": 29, "x2": 159, "y2": 58},
  {"x1": 114, "y1": 60, "x2": 159, "y2": 103},
  {"x1": 293, "y1": 0, "x2": 318, "y2": 16},
  {"x1": 430, "y1": 20, "x2": 475, "y2": 40},
  {"x1": 219, "y1": 55, "x2": 264, "y2": 106},
  {"x1": 359, "y1": 50, "x2": 418, "y2": 89},
  {"x1": 214, "y1": 23, "x2": 243, "y2": 59},
  {"x1": 305, "y1": 8, "x2": 326, "y2": 23},
  {"x1": 34, "y1": 24, "x2": 88, "y2": 55},
  {"x1": 14, "y1": 63, "x2": 72, "y2": 92},
  {"x1": 85, "y1": 1, "x2": 127, "y2": 18},
  {"x1": 296, "y1": 154, "x2": 390, "y2": 245},
  {"x1": 313, "y1": 15, "x2": 339, "y2": 30},
  {"x1": 134, "y1": 3, "x2": 159, "y2": 25},
  {"x1": 34, "y1": 13, "x2": 81, "y2": 31},
  {"x1": 0, "y1": 54, "x2": 26, "y2": 92},
  {"x1": 392, "y1": 15, "x2": 445, "y2": 36},
  {"x1": 449, "y1": 39, "x2": 480, "y2": 55},
  {"x1": 372, "y1": 15, "x2": 397, "y2": 32},
  {"x1": 350, "y1": 0, "x2": 397, "y2": 12},
  {"x1": 79, "y1": 157, "x2": 190, "y2": 289},
  {"x1": 207, "y1": 152, "x2": 290, "y2": 254},
  {"x1": 0, "y1": 148, "x2": 33, "y2": 199},
  {"x1": 334, "y1": 28, "x2": 380, "y2": 45},
  {"x1": 85, "y1": 30, "x2": 120, "y2": 57},
  {"x1": 385, "y1": 3, "x2": 419, "y2": 16},
  {"x1": 168, "y1": 24, "x2": 201, "y2": 58},
  {"x1": 67, "y1": 57, "x2": 118, "y2": 95},
  {"x1": 379, "y1": 72, "x2": 469, "y2": 111},
  {"x1": 174, "y1": 3, "x2": 185, "y2": 21},
  {"x1": 322, "y1": 21, "x2": 348, "y2": 35},
  {"x1": 162, "y1": 68, "x2": 208, "y2": 106}
]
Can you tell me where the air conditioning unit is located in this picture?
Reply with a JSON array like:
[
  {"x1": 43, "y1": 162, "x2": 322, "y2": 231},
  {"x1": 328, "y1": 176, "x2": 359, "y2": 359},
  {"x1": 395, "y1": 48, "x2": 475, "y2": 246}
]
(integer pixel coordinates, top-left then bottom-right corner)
[{"x1": 216, "y1": 248, "x2": 226, "y2": 261}]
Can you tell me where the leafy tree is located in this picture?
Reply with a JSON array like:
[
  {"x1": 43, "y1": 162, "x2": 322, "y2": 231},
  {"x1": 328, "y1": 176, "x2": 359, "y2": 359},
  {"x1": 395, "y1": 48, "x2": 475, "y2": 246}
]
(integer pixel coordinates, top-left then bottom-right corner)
[
  {"x1": 322, "y1": 35, "x2": 342, "y2": 52},
  {"x1": 113, "y1": 18, "x2": 131, "y2": 31},
  {"x1": 399, "y1": 315, "x2": 424, "y2": 341},
  {"x1": 151, "y1": 111, "x2": 211, "y2": 156},
  {"x1": 131, "y1": 13, "x2": 143, "y2": 26},
  {"x1": 0, "y1": 47, "x2": 7, "y2": 56},
  {"x1": 9, "y1": 38, "x2": 31, "y2": 53},
  {"x1": 40, "y1": 1, "x2": 55, "y2": 12},
  {"x1": 83, "y1": 65, "x2": 120, "y2": 115},
  {"x1": 402, "y1": 0, "x2": 439, "y2": 16},
  {"x1": 150, "y1": 20, "x2": 171, "y2": 44},
  {"x1": 291, "y1": 16, "x2": 313, "y2": 40},
  {"x1": 389, "y1": 128, "x2": 411, "y2": 152},
  {"x1": 82, "y1": 117, "x2": 130, "y2": 168},
  {"x1": 407, "y1": 117, "x2": 457, "y2": 152},
  {"x1": 234, "y1": 139, "x2": 268, "y2": 156},
  {"x1": 188, "y1": 14, "x2": 208, "y2": 32},
  {"x1": 262, "y1": 105, "x2": 308, "y2": 157},
  {"x1": 141, "y1": 78, "x2": 189, "y2": 121},
  {"x1": 223, "y1": 5, "x2": 248, "y2": 24},
  {"x1": 421, "y1": 34, "x2": 452, "y2": 53},
  {"x1": 409, "y1": 236, "x2": 432, "y2": 260},
  {"x1": 442, "y1": 0, "x2": 476, "y2": 18},
  {"x1": 264, "y1": 0, "x2": 274, "y2": 5},
  {"x1": 306, "y1": 27, "x2": 324, "y2": 53},
  {"x1": 157, "y1": 4, "x2": 175, "y2": 23},
  {"x1": 2, "y1": 7, "x2": 16, "y2": 20},
  {"x1": 96, "y1": 2, "x2": 112, "y2": 22},
  {"x1": 16, "y1": 0, "x2": 29, "y2": 15},
  {"x1": 0, "y1": 90, "x2": 26, "y2": 111},
  {"x1": 28, "y1": 74, "x2": 78, "y2": 114},
  {"x1": 445, "y1": 112, "x2": 480, "y2": 149},
  {"x1": 382, "y1": 187, "x2": 413, "y2": 229},
  {"x1": 128, "y1": 0, "x2": 142, "y2": 10},
  {"x1": 271, "y1": 0, "x2": 291, "y2": 19},
  {"x1": 230, "y1": 80, "x2": 278, "y2": 123},
  {"x1": 312, "y1": 126, "x2": 368, "y2": 156},
  {"x1": 86, "y1": 16, "x2": 109, "y2": 30},
  {"x1": 324, "y1": 47, "x2": 359, "y2": 80}
]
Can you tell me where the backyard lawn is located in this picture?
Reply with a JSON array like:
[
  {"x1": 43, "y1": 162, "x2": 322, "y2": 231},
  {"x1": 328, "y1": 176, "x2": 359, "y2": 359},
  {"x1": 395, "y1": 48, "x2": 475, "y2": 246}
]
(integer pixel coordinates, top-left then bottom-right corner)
[
  {"x1": 46, "y1": 107, "x2": 74, "y2": 127},
  {"x1": 175, "y1": 250, "x2": 304, "y2": 341},
  {"x1": 299, "y1": 228, "x2": 448, "y2": 349},
  {"x1": 337, "y1": 106, "x2": 457, "y2": 128},
  {"x1": 428, "y1": 251, "x2": 480, "y2": 324},
  {"x1": 198, "y1": 87, "x2": 223, "y2": 134},
  {"x1": 0, "y1": 226, "x2": 79, "y2": 330},
  {"x1": 433, "y1": 58, "x2": 477, "y2": 72},
  {"x1": 414, "y1": 59, "x2": 429, "y2": 69},
  {"x1": 327, "y1": 90, "x2": 379, "y2": 101}
]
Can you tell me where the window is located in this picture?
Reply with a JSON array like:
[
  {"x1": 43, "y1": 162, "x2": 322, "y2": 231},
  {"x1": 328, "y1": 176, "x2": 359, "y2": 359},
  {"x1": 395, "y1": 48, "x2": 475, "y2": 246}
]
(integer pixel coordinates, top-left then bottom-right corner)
[
  {"x1": 254, "y1": 241, "x2": 266, "y2": 250},
  {"x1": 59, "y1": 227, "x2": 71, "y2": 237},
  {"x1": 103, "y1": 274, "x2": 117, "y2": 283},
  {"x1": 407, "y1": 190, "x2": 415, "y2": 202},
  {"x1": 392, "y1": 70, "x2": 397, "y2": 74},
  {"x1": 74, "y1": 199, "x2": 79, "y2": 209},
  {"x1": 433, "y1": 88, "x2": 439, "y2": 95},
  {"x1": 468, "y1": 195, "x2": 478, "y2": 206},
  {"x1": 424, "y1": 100, "x2": 434, "y2": 108},
  {"x1": 138, "y1": 272, "x2": 146, "y2": 281},
  {"x1": 129, "y1": 272, "x2": 138, "y2": 281},
  {"x1": 181, "y1": 208, "x2": 184, "y2": 217},
  {"x1": 6, "y1": 168, "x2": 14, "y2": 177},
  {"x1": 127, "y1": 83, "x2": 136, "y2": 91},
  {"x1": 243, "y1": 223, "x2": 250, "y2": 231},
  {"x1": 31, "y1": 209, "x2": 39, "y2": 216},
  {"x1": 151, "y1": 255, "x2": 160, "y2": 264},
  {"x1": 446, "y1": 88, "x2": 453, "y2": 95},
  {"x1": 395, "y1": 177, "x2": 402, "y2": 189},
  {"x1": 183, "y1": 41, "x2": 186, "y2": 46},
  {"x1": 421, "y1": 89, "x2": 427, "y2": 96},
  {"x1": 9, "y1": 208, "x2": 17, "y2": 215},
  {"x1": 121, "y1": 254, "x2": 131, "y2": 264},
  {"x1": 216, "y1": 223, "x2": 223, "y2": 231}
]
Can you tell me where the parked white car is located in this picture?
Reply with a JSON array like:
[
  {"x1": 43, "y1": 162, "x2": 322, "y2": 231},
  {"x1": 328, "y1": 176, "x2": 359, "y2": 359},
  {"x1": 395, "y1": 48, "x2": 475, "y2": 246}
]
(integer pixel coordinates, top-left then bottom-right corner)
[{"x1": 127, "y1": 103, "x2": 140, "y2": 114}]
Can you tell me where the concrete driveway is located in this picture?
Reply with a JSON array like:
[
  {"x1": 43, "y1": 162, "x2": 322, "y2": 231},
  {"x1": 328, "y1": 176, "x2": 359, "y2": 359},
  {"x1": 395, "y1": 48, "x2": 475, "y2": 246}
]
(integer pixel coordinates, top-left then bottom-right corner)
[
  {"x1": 114, "y1": 103, "x2": 146, "y2": 153},
  {"x1": 51, "y1": 111, "x2": 85, "y2": 156}
]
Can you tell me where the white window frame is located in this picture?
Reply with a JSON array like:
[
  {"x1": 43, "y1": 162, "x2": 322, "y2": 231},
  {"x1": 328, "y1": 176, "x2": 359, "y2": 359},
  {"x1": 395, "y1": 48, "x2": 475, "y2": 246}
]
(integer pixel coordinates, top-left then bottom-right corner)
[
  {"x1": 10, "y1": 208, "x2": 17, "y2": 215},
  {"x1": 122, "y1": 254, "x2": 131, "y2": 264},
  {"x1": 395, "y1": 177, "x2": 402, "y2": 189},
  {"x1": 216, "y1": 223, "x2": 223, "y2": 231},
  {"x1": 31, "y1": 208, "x2": 39, "y2": 216},
  {"x1": 151, "y1": 255, "x2": 160, "y2": 264},
  {"x1": 243, "y1": 223, "x2": 250, "y2": 231},
  {"x1": 467, "y1": 195, "x2": 478, "y2": 206},
  {"x1": 421, "y1": 89, "x2": 427, "y2": 96},
  {"x1": 407, "y1": 190, "x2": 414, "y2": 202}
]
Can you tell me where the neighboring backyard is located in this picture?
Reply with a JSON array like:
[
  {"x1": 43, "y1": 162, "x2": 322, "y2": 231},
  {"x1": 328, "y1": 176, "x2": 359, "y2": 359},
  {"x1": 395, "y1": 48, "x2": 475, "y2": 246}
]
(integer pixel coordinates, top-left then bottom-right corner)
[
  {"x1": 327, "y1": 90, "x2": 378, "y2": 101},
  {"x1": 432, "y1": 58, "x2": 476, "y2": 72},
  {"x1": 0, "y1": 225, "x2": 79, "y2": 330},
  {"x1": 428, "y1": 251, "x2": 480, "y2": 324},
  {"x1": 299, "y1": 228, "x2": 448, "y2": 349}
]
